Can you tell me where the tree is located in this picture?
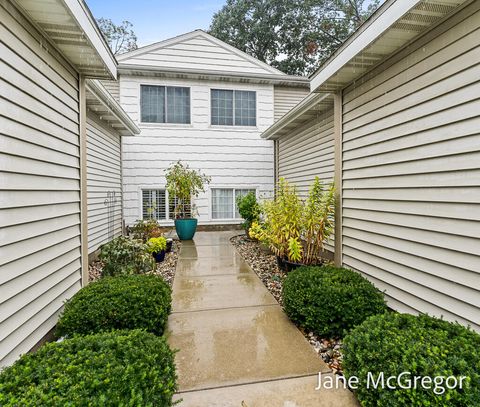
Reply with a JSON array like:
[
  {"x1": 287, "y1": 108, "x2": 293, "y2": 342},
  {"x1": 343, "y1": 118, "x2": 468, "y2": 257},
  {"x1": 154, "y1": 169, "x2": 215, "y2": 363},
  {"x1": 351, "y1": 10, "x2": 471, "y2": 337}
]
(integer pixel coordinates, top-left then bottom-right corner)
[
  {"x1": 97, "y1": 18, "x2": 138, "y2": 55},
  {"x1": 209, "y1": 0, "x2": 380, "y2": 75}
]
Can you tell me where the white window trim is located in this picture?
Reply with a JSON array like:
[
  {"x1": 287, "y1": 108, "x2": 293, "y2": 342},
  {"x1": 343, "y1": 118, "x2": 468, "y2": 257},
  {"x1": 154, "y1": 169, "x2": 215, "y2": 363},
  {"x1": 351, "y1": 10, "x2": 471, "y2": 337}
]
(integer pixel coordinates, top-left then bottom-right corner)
[
  {"x1": 209, "y1": 186, "x2": 258, "y2": 221},
  {"x1": 138, "y1": 83, "x2": 192, "y2": 126},
  {"x1": 209, "y1": 86, "x2": 258, "y2": 129},
  {"x1": 138, "y1": 186, "x2": 172, "y2": 224}
]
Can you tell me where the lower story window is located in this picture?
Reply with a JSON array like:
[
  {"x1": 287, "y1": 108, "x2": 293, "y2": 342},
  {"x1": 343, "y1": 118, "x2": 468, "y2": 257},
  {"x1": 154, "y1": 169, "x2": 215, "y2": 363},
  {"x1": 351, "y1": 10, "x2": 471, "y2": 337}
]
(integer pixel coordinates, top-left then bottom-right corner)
[
  {"x1": 142, "y1": 189, "x2": 191, "y2": 220},
  {"x1": 212, "y1": 188, "x2": 256, "y2": 219}
]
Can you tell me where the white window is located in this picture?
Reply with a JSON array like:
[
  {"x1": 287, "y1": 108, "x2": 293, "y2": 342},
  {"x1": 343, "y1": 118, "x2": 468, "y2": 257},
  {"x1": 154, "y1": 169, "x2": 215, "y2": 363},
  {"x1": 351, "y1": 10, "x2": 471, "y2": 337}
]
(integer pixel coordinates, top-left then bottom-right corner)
[
  {"x1": 140, "y1": 85, "x2": 190, "y2": 124},
  {"x1": 142, "y1": 189, "x2": 190, "y2": 220},
  {"x1": 212, "y1": 188, "x2": 256, "y2": 219},
  {"x1": 211, "y1": 89, "x2": 256, "y2": 126}
]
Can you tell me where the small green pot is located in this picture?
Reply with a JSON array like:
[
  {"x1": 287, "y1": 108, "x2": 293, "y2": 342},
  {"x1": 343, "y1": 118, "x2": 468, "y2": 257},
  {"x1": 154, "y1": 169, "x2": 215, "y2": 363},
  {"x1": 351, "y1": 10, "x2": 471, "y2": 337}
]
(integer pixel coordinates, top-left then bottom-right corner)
[{"x1": 175, "y1": 218, "x2": 198, "y2": 240}]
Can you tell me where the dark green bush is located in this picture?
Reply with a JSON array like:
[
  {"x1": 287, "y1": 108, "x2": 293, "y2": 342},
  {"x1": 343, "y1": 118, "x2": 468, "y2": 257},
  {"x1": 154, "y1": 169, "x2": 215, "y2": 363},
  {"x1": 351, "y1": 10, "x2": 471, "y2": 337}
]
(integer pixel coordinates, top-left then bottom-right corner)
[
  {"x1": 236, "y1": 191, "x2": 260, "y2": 231},
  {"x1": 99, "y1": 235, "x2": 155, "y2": 277},
  {"x1": 56, "y1": 275, "x2": 171, "y2": 337},
  {"x1": 282, "y1": 265, "x2": 387, "y2": 337},
  {"x1": 343, "y1": 313, "x2": 480, "y2": 406},
  {"x1": 0, "y1": 330, "x2": 177, "y2": 406}
]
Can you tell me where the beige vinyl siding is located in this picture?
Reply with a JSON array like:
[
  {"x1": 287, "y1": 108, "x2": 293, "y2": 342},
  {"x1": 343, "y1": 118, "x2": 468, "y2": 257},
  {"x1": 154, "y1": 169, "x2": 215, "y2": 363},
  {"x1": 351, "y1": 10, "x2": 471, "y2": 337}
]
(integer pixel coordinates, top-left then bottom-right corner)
[
  {"x1": 341, "y1": 3, "x2": 480, "y2": 330},
  {"x1": 123, "y1": 34, "x2": 274, "y2": 75},
  {"x1": 86, "y1": 113, "x2": 122, "y2": 254},
  {"x1": 278, "y1": 110, "x2": 335, "y2": 252},
  {"x1": 100, "y1": 80, "x2": 120, "y2": 101},
  {"x1": 273, "y1": 86, "x2": 309, "y2": 121},
  {"x1": 0, "y1": 1, "x2": 81, "y2": 366}
]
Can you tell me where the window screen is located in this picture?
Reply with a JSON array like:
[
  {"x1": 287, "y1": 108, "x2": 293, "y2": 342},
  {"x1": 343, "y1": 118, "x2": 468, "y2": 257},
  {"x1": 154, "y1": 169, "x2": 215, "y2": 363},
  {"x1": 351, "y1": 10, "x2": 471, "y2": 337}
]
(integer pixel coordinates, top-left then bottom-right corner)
[
  {"x1": 141, "y1": 85, "x2": 190, "y2": 124},
  {"x1": 211, "y1": 89, "x2": 256, "y2": 126},
  {"x1": 141, "y1": 85, "x2": 165, "y2": 123},
  {"x1": 142, "y1": 189, "x2": 166, "y2": 220},
  {"x1": 212, "y1": 189, "x2": 234, "y2": 219},
  {"x1": 211, "y1": 89, "x2": 233, "y2": 126}
]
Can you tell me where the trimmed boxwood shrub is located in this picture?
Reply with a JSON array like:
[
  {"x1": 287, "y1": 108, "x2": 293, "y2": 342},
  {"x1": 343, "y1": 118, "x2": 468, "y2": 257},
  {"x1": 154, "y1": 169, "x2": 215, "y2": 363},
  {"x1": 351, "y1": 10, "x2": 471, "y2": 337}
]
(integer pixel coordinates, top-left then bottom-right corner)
[
  {"x1": 282, "y1": 265, "x2": 387, "y2": 337},
  {"x1": 99, "y1": 236, "x2": 155, "y2": 277},
  {"x1": 56, "y1": 275, "x2": 171, "y2": 337},
  {"x1": 343, "y1": 313, "x2": 480, "y2": 406},
  {"x1": 0, "y1": 330, "x2": 176, "y2": 406}
]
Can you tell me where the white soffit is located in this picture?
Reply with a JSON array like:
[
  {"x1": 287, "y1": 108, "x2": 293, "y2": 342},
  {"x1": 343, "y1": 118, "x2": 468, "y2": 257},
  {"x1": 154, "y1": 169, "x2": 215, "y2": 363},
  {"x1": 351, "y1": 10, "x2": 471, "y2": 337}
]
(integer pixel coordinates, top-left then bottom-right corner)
[
  {"x1": 86, "y1": 80, "x2": 140, "y2": 136},
  {"x1": 310, "y1": 0, "x2": 469, "y2": 93},
  {"x1": 261, "y1": 93, "x2": 334, "y2": 140},
  {"x1": 14, "y1": 0, "x2": 117, "y2": 79}
]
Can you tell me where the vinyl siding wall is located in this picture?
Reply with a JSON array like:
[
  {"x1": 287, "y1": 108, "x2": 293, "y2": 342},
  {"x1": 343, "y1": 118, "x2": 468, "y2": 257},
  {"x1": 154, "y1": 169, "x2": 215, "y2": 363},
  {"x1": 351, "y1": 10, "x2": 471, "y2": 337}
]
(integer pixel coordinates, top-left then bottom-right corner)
[
  {"x1": 122, "y1": 34, "x2": 275, "y2": 75},
  {"x1": 341, "y1": 2, "x2": 480, "y2": 330},
  {"x1": 100, "y1": 80, "x2": 120, "y2": 102},
  {"x1": 0, "y1": 0, "x2": 82, "y2": 366},
  {"x1": 120, "y1": 76, "x2": 275, "y2": 225},
  {"x1": 86, "y1": 113, "x2": 122, "y2": 253},
  {"x1": 278, "y1": 110, "x2": 335, "y2": 252},
  {"x1": 273, "y1": 86, "x2": 309, "y2": 121}
]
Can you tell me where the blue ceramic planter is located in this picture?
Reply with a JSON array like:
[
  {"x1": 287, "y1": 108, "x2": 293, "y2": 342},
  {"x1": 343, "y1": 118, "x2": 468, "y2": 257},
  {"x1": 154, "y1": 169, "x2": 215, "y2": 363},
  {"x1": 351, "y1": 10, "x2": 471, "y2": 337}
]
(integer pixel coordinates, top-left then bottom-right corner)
[{"x1": 175, "y1": 218, "x2": 198, "y2": 240}]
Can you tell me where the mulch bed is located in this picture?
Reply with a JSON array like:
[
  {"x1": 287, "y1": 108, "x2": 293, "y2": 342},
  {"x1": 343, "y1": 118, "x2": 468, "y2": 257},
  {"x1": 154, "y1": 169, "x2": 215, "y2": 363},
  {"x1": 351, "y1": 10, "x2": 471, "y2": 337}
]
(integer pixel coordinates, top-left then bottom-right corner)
[
  {"x1": 88, "y1": 240, "x2": 181, "y2": 288},
  {"x1": 230, "y1": 234, "x2": 344, "y2": 375}
]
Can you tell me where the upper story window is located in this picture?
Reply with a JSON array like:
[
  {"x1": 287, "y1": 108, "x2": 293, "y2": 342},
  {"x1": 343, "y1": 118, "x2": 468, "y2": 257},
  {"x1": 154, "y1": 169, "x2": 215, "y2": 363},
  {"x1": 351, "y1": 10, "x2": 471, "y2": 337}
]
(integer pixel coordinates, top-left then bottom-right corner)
[
  {"x1": 140, "y1": 85, "x2": 190, "y2": 124},
  {"x1": 211, "y1": 89, "x2": 256, "y2": 126}
]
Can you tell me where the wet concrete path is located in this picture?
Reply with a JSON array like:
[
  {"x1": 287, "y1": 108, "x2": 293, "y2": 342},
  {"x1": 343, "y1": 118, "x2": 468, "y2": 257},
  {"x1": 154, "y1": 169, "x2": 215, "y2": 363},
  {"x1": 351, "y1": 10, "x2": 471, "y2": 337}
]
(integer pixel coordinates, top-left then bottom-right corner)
[{"x1": 168, "y1": 231, "x2": 359, "y2": 406}]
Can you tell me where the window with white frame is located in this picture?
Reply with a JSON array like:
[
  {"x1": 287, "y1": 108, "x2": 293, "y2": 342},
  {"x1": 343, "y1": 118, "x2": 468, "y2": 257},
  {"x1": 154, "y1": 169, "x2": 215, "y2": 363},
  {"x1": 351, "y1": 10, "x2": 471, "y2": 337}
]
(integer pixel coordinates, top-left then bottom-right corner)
[
  {"x1": 142, "y1": 189, "x2": 190, "y2": 220},
  {"x1": 212, "y1": 188, "x2": 256, "y2": 219},
  {"x1": 140, "y1": 85, "x2": 190, "y2": 124},
  {"x1": 211, "y1": 89, "x2": 256, "y2": 126}
]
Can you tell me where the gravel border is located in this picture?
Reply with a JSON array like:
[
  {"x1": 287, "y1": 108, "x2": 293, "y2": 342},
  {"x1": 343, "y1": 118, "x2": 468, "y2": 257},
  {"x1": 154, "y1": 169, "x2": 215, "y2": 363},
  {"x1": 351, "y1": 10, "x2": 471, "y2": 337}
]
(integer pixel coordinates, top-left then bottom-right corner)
[
  {"x1": 230, "y1": 234, "x2": 344, "y2": 375},
  {"x1": 88, "y1": 240, "x2": 181, "y2": 288}
]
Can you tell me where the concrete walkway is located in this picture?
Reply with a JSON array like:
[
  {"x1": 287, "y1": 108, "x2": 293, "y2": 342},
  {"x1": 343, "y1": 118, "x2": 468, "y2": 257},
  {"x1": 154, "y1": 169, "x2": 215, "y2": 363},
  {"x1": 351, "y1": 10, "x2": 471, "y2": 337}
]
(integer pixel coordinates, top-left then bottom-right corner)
[{"x1": 167, "y1": 231, "x2": 359, "y2": 406}]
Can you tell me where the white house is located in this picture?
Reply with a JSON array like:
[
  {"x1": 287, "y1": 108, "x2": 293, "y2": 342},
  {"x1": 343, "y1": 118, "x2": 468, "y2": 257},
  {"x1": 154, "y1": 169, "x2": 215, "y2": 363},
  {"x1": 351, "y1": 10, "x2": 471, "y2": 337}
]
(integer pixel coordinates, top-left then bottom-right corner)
[
  {"x1": 0, "y1": 0, "x2": 137, "y2": 367},
  {"x1": 110, "y1": 30, "x2": 309, "y2": 226},
  {"x1": 262, "y1": 0, "x2": 480, "y2": 331}
]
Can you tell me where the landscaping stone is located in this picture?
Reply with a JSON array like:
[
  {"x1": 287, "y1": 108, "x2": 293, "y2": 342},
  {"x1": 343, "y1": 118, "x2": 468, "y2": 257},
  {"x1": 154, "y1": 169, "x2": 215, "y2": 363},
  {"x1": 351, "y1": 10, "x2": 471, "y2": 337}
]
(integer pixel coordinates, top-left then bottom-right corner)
[{"x1": 230, "y1": 234, "x2": 345, "y2": 376}]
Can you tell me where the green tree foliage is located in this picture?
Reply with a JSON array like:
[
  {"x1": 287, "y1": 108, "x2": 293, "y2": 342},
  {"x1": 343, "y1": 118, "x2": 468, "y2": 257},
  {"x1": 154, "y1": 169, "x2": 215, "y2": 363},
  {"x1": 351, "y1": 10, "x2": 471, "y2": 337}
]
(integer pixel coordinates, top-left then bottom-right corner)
[
  {"x1": 97, "y1": 18, "x2": 138, "y2": 55},
  {"x1": 209, "y1": 0, "x2": 380, "y2": 75}
]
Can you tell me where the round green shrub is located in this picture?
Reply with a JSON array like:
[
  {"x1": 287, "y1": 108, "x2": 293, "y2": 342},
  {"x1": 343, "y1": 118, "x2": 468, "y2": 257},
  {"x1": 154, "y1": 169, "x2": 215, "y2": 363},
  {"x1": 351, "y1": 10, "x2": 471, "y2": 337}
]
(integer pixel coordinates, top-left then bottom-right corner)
[
  {"x1": 0, "y1": 330, "x2": 177, "y2": 406},
  {"x1": 56, "y1": 275, "x2": 171, "y2": 337},
  {"x1": 343, "y1": 313, "x2": 480, "y2": 406},
  {"x1": 282, "y1": 265, "x2": 387, "y2": 337},
  {"x1": 99, "y1": 236, "x2": 155, "y2": 277}
]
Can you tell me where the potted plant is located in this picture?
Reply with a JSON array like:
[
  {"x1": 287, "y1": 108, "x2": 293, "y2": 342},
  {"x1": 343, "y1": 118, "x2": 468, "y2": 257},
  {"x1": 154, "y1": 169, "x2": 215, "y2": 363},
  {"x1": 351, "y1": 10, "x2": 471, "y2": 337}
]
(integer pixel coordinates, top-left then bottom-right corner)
[
  {"x1": 147, "y1": 236, "x2": 167, "y2": 262},
  {"x1": 251, "y1": 177, "x2": 335, "y2": 272},
  {"x1": 166, "y1": 238, "x2": 173, "y2": 253},
  {"x1": 165, "y1": 161, "x2": 211, "y2": 240}
]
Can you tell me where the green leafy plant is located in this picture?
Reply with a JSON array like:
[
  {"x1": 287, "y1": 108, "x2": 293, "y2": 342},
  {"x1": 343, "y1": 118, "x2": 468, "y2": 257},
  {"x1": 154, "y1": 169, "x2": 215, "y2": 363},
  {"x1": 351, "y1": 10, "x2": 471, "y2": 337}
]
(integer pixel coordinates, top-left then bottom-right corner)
[
  {"x1": 0, "y1": 330, "x2": 177, "y2": 406},
  {"x1": 129, "y1": 219, "x2": 163, "y2": 242},
  {"x1": 165, "y1": 160, "x2": 211, "y2": 219},
  {"x1": 302, "y1": 177, "x2": 335, "y2": 264},
  {"x1": 262, "y1": 178, "x2": 303, "y2": 261},
  {"x1": 236, "y1": 191, "x2": 260, "y2": 231},
  {"x1": 147, "y1": 236, "x2": 167, "y2": 254},
  {"x1": 282, "y1": 265, "x2": 387, "y2": 337},
  {"x1": 252, "y1": 177, "x2": 335, "y2": 264},
  {"x1": 343, "y1": 313, "x2": 480, "y2": 406},
  {"x1": 56, "y1": 275, "x2": 172, "y2": 337},
  {"x1": 99, "y1": 236, "x2": 155, "y2": 277}
]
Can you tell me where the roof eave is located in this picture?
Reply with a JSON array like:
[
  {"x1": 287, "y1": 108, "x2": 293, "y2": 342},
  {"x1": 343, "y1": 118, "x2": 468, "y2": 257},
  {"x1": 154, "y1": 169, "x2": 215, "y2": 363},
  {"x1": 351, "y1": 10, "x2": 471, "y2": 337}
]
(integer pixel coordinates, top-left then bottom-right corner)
[
  {"x1": 310, "y1": 0, "x2": 469, "y2": 93},
  {"x1": 117, "y1": 64, "x2": 309, "y2": 87},
  {"x1": 261, "y1": 93, "x2": 333, "y2": 140},
  {"x1": 86, "y1": 80, "x2": 140, "y2": 136},
  {"x1": 14, "y1": 0, "x2": 117, "y2": 79}
]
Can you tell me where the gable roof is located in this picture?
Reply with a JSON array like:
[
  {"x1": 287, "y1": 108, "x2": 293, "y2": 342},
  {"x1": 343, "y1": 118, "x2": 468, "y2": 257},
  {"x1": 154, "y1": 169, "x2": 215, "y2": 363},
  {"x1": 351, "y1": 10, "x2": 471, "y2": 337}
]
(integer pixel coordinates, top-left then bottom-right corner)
[{"x1": 116, "y1": 29, "x2": 308, "y2": 85}]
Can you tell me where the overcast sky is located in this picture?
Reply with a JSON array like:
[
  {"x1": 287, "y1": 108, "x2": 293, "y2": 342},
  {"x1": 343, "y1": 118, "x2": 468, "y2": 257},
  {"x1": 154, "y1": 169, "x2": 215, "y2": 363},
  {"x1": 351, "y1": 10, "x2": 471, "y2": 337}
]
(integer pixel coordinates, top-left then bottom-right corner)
[{"x1": 86, "y1": 0, "x2": 223, "y2": 47}]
